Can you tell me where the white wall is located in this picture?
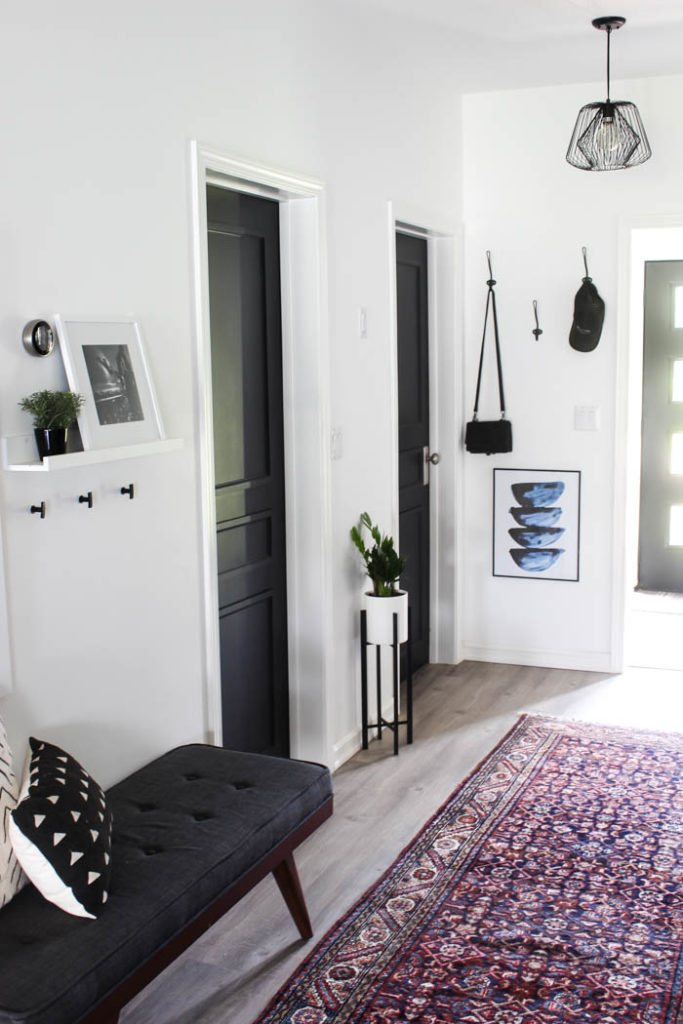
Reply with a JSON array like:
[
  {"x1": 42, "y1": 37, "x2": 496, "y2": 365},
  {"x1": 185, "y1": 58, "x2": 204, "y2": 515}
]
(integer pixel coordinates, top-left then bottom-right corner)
[
  {"x1": 0, "y1": 1, "x2": 463, "y2": 783},
  {"x1": 461, "y1": 73, "x2": 683, "y2": 671}
]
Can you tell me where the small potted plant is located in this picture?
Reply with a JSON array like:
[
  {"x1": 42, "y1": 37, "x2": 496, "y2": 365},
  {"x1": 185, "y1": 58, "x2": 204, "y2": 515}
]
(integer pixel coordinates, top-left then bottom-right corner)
[
  {"x1": 350, "y1": 511, "x2": 407, "y2": 645},
  {"x1": 19, "y1": 389, "x2": 85, "y2": 460}
]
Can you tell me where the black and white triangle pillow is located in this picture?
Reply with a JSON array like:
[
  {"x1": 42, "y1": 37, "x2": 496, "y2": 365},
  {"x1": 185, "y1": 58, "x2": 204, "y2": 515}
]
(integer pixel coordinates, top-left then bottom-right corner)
[
  {"x1": 9, "y1": 738, "x2": 113, "y2": 918},
  {"x1": 0, "y1": 717, "x2": 25, "y2": 907}
]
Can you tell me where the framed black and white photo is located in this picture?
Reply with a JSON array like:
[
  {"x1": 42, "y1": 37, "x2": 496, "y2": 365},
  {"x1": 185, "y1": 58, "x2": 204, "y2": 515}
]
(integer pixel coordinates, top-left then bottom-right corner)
[
  {"x1": 493, "y1": 468, "x2": 581, "y2": 581},
  {"x1": 54, "y1": 316, "x2": 164, "y2": 450}
]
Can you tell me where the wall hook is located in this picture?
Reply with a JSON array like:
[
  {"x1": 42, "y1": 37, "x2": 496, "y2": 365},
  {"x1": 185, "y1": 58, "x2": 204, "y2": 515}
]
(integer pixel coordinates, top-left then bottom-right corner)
[
  {"x1": 582, "y1": 245, "x2": 591, "y2": 279},
  {"x1": 78, "y1": 491, "x2": 93, "y2": 509},
  {"x1": 532, "y1": 300, "x2": 543, "y2": 341},
  {"x1": 486, "y1": 249, "x2": 495, "y2": 286},
  {"x1": 120, "y1": 483, "x2": 135, "y2": 500},
  {"x1": 30, "y1": 502, "x2": 46, "y2": 519}
]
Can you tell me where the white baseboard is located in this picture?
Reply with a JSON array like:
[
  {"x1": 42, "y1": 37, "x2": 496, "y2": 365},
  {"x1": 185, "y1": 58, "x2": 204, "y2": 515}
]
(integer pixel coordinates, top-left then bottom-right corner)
[
  {"x1": 332, "y1": 728, "x2": 361, "y2": 770},
  {"x1": 460, "y1": 645, "x2": 615, "y2": 673},
  {"x1": 332, "y1": 697, "x2": 399, "y2": 770}
]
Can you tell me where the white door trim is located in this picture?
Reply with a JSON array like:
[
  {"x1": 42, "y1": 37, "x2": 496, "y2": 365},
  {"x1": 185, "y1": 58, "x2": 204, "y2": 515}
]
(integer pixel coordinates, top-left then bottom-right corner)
[
  {"x1": 189, "y1": 143, "x2": 334, "y2": 765},
  {"x1": 388, "y1": 202, "x2": 461, "y2": 666}
]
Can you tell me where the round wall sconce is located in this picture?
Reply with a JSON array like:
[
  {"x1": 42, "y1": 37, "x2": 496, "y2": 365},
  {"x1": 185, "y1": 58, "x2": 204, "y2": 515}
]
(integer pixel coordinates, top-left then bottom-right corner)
[{"x1": 22, "y1": 319, "x2": 55, "y2": 357}]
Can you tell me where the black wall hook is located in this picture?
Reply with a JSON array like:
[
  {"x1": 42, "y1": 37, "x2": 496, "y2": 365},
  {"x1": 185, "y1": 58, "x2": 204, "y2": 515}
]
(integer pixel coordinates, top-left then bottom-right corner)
[
  {"x1": 78, "y1": 491, "x2": 93, "y2": 509},
  {"x1": 486, "y1": 250, "x2": 496, "y2": 286},
  {"x1": 120, "y1": 483, "x2": 135, "y2": 500},
  {"x1": 582, "y1": 245, "x2": 591, "y2": 279},
  {"x1": 30, "y1": 502, "x2": 46, "y2": 519},
  {"x1": 532, "y1": 300, "x2": 543, "y2": 341}
]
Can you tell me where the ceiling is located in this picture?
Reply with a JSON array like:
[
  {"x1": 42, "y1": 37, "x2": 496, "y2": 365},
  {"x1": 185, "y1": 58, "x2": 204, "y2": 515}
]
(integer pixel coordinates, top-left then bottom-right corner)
[{"x1": 338, "y1": 0, "x2": 683, "y2": 91}]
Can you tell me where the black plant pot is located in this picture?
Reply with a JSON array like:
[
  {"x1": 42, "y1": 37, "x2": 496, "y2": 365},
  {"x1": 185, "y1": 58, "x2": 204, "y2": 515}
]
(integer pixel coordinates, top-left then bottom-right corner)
[{"x1": 34, "y1": 427, "x2": 67, "y2": 461}]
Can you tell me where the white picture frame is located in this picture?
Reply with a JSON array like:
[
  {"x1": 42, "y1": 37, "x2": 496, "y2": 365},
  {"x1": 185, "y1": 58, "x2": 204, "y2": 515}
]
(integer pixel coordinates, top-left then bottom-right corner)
[
  {"x1": 54, "y1": 315, "x2": 164, "y2": 450},
  {"x1": 493, "y1": 468, "x2": 581, "y2": 581}
]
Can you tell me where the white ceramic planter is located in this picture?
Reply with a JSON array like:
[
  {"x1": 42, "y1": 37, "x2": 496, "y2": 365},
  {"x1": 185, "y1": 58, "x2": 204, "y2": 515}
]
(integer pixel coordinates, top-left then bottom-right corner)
[{"x1": 364, "y1": 591, "x2": 408, "y2": 646}]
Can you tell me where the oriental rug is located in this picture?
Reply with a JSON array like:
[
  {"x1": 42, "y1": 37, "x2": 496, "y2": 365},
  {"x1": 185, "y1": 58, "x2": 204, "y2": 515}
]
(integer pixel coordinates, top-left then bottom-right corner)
[{"x1": 255, "y1": 714, "x2": 683, "y2": 1024}]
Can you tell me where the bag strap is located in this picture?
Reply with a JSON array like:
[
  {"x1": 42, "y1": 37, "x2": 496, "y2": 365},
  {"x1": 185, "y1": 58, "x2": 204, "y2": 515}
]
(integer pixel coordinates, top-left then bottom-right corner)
[{"x1": 472, "y1": 251, "x2": 507, "y2": 420}]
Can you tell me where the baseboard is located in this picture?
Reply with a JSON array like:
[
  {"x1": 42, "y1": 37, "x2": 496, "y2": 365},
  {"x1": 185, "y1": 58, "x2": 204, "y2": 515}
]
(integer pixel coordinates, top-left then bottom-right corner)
[
  {"x1": 332, "y1": 696, "x2": 399, "y2": 770},
  {"x1": 332, "y1": 728, "x2": 361, "y2": 770},
  {"x1": 460, "y1": 645, "x2": 615, "y2": 673}
]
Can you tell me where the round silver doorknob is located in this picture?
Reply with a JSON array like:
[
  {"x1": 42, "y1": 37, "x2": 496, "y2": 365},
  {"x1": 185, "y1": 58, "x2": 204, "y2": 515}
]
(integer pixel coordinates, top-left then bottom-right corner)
[{"x1": 425, "y1": 451, "x2": 440, "y2": 465}]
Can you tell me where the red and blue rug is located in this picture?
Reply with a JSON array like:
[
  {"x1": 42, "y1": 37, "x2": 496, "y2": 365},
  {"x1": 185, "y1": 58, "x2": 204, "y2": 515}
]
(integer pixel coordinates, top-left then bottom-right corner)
[{"x1": 255, "y1": 714, "x2": 683, "y2": 1023}]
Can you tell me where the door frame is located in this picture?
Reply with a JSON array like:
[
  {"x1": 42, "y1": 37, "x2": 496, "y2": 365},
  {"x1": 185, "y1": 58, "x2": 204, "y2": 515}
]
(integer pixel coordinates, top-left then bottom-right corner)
[
  {"x1": 388, "y1": 202, "x2": 462, "y2": 665},
  {"x1": 613, "y1": 214, "x2": 683, "y2": 669},
  {"x1": 190, "y1": 143, "x2": 334, "y2": 765}
]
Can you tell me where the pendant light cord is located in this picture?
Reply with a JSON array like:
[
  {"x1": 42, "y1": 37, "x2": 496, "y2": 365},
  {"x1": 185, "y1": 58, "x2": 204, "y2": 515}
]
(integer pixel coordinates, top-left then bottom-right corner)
[{"x1": 605, "y1": 26, "x2": 611, "y2": 101}]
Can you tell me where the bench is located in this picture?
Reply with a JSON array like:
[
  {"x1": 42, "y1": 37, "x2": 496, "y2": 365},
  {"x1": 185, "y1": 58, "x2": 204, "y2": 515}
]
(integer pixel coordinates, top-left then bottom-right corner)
[{"x1": 0, "y1": 743, "x2": 333, "y2": 1024}]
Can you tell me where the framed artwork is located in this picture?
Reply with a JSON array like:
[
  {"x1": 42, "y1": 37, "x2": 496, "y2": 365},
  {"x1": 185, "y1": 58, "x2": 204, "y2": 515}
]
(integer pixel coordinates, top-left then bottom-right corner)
[
  {"x1": 493, "y1": 468, "x2": 581, "y2": 581},
  {"x1": 54, "y1": 316, "x2": 164, "y2": 450}
]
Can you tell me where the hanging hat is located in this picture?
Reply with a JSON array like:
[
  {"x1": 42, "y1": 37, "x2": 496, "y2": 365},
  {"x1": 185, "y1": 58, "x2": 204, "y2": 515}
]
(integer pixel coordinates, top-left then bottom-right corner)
[{"x1": 569, "y1": 248, "x2": 605, "y2": 352}]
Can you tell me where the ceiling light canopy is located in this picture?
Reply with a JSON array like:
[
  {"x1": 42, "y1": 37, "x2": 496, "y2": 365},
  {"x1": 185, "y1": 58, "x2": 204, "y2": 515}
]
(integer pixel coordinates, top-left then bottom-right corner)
[{"x1": 566, "y1": 16, "x2": 652, "y2": 171}]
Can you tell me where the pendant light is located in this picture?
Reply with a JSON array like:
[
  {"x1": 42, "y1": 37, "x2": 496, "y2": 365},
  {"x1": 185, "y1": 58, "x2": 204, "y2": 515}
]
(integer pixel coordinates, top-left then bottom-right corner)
[{"x1": 566, "y1": 16, "x2": 651, "y2": 171}]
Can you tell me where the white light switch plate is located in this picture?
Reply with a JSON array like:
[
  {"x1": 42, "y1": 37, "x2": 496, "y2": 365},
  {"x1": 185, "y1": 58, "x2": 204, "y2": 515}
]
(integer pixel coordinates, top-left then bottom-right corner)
[{"x1": 574, "y1": 405, "x2": 601, "y2": 431}]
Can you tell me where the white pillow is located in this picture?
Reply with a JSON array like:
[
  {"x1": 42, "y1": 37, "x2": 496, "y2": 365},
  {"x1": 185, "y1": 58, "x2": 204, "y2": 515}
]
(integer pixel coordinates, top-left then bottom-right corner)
[{"x1": 0, "y1": 716, "x2": 26, "y2": 906}]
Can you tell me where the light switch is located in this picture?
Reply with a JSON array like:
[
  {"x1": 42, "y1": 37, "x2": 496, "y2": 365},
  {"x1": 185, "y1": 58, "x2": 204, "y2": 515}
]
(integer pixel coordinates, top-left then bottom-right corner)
[
  {"x1": 574, "y1": 405, "x2": 601, "y2": 431},
  {"x1": 358, "y1": 307, "x2": 368, "y2": 339}
]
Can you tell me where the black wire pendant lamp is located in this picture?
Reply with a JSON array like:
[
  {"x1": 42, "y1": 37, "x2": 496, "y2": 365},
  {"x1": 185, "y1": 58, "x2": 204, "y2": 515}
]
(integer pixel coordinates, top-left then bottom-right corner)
[{"x1": 566, "y1": 16, "x2": 652, "y2": 171}]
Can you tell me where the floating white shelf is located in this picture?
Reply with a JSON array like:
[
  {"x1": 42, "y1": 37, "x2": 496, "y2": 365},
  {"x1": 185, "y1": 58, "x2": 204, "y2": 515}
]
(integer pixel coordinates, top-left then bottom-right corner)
[{"x1": 2, "y1": 436, "x2": 183, "y2": 472}]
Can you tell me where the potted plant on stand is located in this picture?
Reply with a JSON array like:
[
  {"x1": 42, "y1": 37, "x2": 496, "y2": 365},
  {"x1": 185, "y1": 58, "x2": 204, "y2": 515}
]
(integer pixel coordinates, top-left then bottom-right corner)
[
  {"x1": 19, "y1": 389, "x2": 85, "y2": 461},
  {"x1": 350, "y1": 511, "x2": 407, "y2": 645}
]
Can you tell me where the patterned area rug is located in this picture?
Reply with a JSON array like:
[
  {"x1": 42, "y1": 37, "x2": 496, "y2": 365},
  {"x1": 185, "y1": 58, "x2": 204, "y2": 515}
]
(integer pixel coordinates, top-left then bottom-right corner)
[{"x1": 255, "y1": 715, "x2": 683, "y2": 1024}]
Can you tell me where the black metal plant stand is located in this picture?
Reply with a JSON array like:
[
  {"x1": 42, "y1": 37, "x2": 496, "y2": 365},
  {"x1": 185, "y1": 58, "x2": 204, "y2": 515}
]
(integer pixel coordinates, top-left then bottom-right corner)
[{"x1": 360, "y1": 608, "x2": 413, "y2": 755}]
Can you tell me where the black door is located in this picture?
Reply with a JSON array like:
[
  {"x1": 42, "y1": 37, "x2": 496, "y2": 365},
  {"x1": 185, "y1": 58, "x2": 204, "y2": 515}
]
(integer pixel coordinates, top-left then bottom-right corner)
[
  {"x1": 397, "y1": 232, "x2": 431, "y2": 671},
  {"x1": 207, "y1": 186, "x2": 289, "y2": 756},
  {"x1": 638, "y1": 260, "x2": 683, "y2": 593}
]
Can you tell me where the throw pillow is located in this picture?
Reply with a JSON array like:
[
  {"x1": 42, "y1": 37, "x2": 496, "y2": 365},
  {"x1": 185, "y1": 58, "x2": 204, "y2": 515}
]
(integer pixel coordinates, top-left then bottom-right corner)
[
  {"x1": 0, "y1": 716, "x2": 25, "y2": 906},
  {"x1": 10, "y1": 737, "x2": 113, "y2": 918}
]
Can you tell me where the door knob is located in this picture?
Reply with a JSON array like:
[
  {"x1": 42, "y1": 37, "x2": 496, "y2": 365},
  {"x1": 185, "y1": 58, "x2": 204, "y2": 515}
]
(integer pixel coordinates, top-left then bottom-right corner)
[{"x1": 422, "y1": 447, "x2": 440, "y2": 485}]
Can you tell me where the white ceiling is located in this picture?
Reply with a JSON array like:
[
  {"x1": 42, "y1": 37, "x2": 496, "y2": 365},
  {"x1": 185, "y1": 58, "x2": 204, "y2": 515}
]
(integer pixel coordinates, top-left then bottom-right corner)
[{"x1": 338, "y1": 0, "x2": 683, "y2": 91}]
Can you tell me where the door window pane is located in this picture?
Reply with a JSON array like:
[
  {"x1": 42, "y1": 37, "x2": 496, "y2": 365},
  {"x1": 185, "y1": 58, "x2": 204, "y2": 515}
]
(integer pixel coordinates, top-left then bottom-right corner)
[
  {"x1": 671, "y1": 433, "x2": 683, "y2": 474},
  {"x1": 675, "y1": 286, "x2": 683, "y2": 328},
  {"x1": 669, "y1": 506, "x2": 683, "y2": 546},
  {"x1": 673, "y1": 360, "x2": 683, "y2": 401}
]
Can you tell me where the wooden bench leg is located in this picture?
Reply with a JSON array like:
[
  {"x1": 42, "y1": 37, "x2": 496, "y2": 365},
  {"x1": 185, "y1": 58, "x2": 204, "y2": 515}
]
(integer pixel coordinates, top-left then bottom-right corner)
[{"x1": 272, "y1": 853, "x2": 313, "y2": 940}]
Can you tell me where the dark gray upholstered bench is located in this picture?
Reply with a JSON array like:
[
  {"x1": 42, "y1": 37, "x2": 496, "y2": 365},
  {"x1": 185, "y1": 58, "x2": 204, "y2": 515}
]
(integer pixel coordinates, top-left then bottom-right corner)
[{"x1": 0, "y1": 744, "x2": 333, "y2": 1024}]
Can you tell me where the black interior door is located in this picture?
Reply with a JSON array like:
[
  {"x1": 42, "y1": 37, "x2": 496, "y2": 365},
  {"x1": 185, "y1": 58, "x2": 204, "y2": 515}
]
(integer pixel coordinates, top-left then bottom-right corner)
[
  {"x1": 397, "y1": 232, "x2": 431, "y2": 671},
  {"x1": 207, "y1": 186, "x2": 289, "y2": 756}
]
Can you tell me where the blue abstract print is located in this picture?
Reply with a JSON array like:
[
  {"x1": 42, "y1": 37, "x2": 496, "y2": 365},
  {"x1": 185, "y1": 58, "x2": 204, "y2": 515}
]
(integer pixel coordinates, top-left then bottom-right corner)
[{"x1": 509, "y1": 480, "x2": 566, "y2": 573}]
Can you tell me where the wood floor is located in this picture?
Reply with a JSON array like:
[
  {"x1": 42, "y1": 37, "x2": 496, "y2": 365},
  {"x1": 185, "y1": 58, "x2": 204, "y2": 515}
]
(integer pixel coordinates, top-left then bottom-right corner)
[{"x1": 121, "y1": 660, "x2": 683, "y2": 1024}]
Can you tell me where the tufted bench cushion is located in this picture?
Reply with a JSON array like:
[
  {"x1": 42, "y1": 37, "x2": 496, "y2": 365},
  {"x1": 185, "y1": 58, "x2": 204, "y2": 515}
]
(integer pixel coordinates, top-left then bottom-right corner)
[{"x1": 0, "y1": 744, "x2": 332, "y2": 1024}]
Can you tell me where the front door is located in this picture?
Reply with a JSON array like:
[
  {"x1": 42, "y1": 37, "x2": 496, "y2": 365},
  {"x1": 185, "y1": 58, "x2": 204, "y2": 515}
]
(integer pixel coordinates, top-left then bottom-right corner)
[
  {"x1": 638, "y1": 260, "x2": 683, "y2": 593},
  {"x1": 207, "y1": 185, "x2": 289, "y2": 756},
  {"x1": 397, "y1": 232, "x2": 431, "y2": 671}
]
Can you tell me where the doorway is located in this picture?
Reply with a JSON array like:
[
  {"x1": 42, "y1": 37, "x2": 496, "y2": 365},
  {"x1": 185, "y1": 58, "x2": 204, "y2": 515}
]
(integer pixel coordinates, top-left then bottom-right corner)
[
  {"x1": 206, "y1": 185, "x2": 289, "y2": 756},
  {"x1": 620, "y1": 226, "x2": 683, "y2": 671},
  {"x1": 191, "y1": 145, "x2": 332, "y2": 766}
]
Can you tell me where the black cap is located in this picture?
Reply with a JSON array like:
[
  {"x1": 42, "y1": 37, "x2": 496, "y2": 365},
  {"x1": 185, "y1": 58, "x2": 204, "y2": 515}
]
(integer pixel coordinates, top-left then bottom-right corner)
[{"x1": 569, "y1": 277, "x2": 605, "y2": 352}]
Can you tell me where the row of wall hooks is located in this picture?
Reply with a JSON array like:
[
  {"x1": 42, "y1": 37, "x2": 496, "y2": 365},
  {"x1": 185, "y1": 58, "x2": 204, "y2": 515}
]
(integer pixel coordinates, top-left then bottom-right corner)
[
  {"x1": 528, "y1": 248, "x2": 603, "y2": 349},
  {"x1": 29, "y1": 484, "x2": 135, "y2": 518}
]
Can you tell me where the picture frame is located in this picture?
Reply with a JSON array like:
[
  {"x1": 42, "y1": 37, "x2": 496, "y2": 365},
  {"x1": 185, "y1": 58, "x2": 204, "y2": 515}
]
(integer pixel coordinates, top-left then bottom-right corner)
[
  {"x1": 54, "y1": 315, "x2": 164, "y2": 450},
  {"x1": 493, "y1": 468, "x2": 581, "y2": 581}
]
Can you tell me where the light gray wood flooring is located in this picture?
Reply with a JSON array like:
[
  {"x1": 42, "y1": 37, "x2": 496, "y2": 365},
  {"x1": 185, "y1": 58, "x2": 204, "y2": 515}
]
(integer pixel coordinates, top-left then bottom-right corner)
[{"x1": 121, "y1": 660, "x2": 682, "y2": 1024}]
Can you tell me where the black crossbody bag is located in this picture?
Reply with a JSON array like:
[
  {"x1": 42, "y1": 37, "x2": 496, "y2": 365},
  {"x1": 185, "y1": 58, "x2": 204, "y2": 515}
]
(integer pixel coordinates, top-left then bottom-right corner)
[{"x1": 465, "y1": 252, "x2": 513, "y2": 455}]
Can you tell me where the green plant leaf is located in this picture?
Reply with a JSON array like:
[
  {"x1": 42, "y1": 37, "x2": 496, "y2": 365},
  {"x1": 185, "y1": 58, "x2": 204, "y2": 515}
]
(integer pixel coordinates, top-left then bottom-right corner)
[{"x1": 19, "y1": 390, "x2": 85, "y2": 429}]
